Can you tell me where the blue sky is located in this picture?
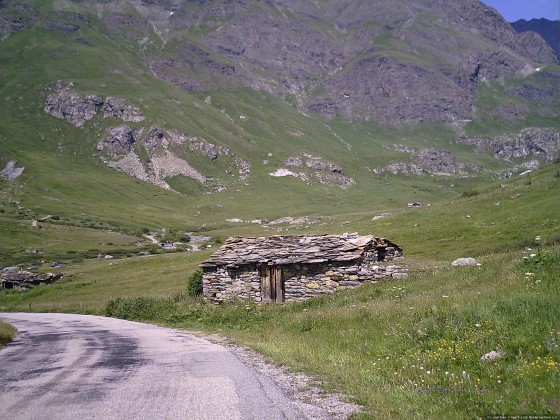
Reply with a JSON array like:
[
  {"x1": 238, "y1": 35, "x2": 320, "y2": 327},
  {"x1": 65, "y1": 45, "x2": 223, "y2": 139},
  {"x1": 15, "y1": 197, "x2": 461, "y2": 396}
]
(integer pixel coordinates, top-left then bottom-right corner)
[{"x1": 481, "y1": 0, "x2": 560, "y2": 21}]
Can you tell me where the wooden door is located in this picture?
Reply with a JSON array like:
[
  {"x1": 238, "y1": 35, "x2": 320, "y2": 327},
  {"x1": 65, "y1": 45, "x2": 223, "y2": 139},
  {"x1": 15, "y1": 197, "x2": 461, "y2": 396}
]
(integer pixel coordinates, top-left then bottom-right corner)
[{"x1": 261, "y1": 266, "x2": 284, "y2": 303}]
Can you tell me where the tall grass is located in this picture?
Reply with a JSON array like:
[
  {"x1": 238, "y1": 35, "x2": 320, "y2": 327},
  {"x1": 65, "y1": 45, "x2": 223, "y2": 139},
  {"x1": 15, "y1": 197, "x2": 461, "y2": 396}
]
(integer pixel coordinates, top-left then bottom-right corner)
[
  {"x1": 102, "y1": 249, "x2": 559, "y2": 418},
  {"x1": 0, "y1": 320, "x2": 16, "y2": 348}
]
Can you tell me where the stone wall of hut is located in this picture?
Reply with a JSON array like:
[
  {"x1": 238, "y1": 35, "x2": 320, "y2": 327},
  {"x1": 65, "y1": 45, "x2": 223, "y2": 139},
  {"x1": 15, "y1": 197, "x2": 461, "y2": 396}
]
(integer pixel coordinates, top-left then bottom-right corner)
[
  {"x1": 203, "y1": 266, "x2": 262, "y2": 303},
  {"x1": 203, "y1": 257, "x2": 407, "y2": 303},
  {"x1": 282, "y1": 261, "x2": 405, "y2": 301}
]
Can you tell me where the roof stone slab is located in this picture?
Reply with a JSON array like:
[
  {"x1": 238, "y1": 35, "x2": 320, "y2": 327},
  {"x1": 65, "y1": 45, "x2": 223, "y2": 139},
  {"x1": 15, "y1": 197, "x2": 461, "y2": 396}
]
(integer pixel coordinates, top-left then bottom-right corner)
[{"x1": 201, "y1": 234, "x2": 400, "y2": 268}]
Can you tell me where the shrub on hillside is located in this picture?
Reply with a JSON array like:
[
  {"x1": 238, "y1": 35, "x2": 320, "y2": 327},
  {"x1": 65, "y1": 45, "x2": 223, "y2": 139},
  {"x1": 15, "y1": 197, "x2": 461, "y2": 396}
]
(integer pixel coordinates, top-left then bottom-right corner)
[
  {"x1": 461, "y1": 189, "x2": 480, "y2": 198},
  {"x1": 187, "y1": 269, "x2": 203, "y2": 297},
  {"x1": 0, "y1": 320, "x2": 17, "y2": 347},
  {"x1": 105, "y1": 296, "x2": 177, "y2": 320}
]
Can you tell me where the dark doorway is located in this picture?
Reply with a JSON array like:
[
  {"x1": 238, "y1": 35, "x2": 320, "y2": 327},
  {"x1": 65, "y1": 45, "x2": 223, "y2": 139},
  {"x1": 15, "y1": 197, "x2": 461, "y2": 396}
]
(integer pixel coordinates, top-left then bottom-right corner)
[{"x1": 261, "y1": 266, "x2": 284, "y2": 303}]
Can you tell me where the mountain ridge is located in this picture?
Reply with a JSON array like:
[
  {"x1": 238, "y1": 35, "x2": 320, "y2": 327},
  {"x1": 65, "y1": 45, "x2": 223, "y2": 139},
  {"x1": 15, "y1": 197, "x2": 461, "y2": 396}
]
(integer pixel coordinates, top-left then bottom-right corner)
[{"x1": 511, "y1": 18, "x2": 560, "y2": 59}]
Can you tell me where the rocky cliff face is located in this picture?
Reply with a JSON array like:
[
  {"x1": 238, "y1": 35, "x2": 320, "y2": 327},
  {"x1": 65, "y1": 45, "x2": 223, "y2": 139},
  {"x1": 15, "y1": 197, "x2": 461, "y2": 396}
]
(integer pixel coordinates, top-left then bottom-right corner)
[
  {"x1": 460, "y1": 128, "x2": 560, "y2": 162},
  {"x1": 142, "y1": 0, "x2": 558, "y2": 124},
  {"x1": 4, "y1": 0, "x2": 559, "y2": 126}
]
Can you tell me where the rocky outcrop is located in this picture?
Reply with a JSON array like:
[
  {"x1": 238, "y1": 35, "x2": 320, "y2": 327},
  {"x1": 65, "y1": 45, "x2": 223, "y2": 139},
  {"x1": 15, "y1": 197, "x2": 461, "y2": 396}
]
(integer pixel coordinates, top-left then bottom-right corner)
[
  {"x1": 305, "y1": 160, "x2": 343, "y2": 174},
  {"x1": 376, "y1": 163, "x2": 423, "y2": 176},
  {"x1": 417, "y1": 149, "x2": 457, "y2": 174},
  {"x1": 97, "y1": 126, "x2": 136, "y2": 156},
  {"x1": 44, "y1": 81, "x2": 100, "y2": 127},
  {"x1": 1, "y1": 270, "x2": 63, "y2": 290},
  {"x1": 149, "y1": 129, "x2": 231, "y2": 160},
  {"x1": 374, "y1": 148, "x2": 481, "y2": 176},
  {"x1": 284, "y1": 156, "x2": 303, "y2": 167},
  {"x1": 102, "y1": 97, "x2": 145, "y2": 123},
  {"x1": 0, "y1": 160, "x2": 24, "y2": 181},
  {"x1": 284, "y1": 154, "x2": 343, "y2": 174},
  {"x1": 383, "y1": 144, "x2": 416, "y2": 154},
  {"x1": 43, "y1": 21, "x2": 80, "y2": 33},
  {"x1": 460, "y1": 128, "x2": 560, "y2": 162},
  {"x1": 98, "y1": 126, "x2": 240, "y2": 193},
  {"x1": 44, "y1": 81, "x2": 144, "y2": 127},
  {"x1": 314, "y1": 171, "x2": 355, "y2": 189},
  {"x1": 279, "y1": 154, "x2": 352, "y2": 188},
  {"x1": 102, "y1": 12, "x2": 148, "y2": 41},
  {"x1": 0, "y1": 4, "x2": 39, "y2": 40},
  {"x1": 523, "y1": 128, "x2": 560, "y2": 160}
]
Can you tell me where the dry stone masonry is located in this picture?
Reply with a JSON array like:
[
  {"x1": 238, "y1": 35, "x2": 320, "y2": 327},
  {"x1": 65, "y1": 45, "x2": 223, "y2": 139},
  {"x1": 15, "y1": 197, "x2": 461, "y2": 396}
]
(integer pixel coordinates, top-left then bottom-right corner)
[
  {"x1": 201, "y1": 234, "x2": 405, "y2": 303},
  {"x1": 1, "y1": 269, "x2": 63, "y2": 290}
]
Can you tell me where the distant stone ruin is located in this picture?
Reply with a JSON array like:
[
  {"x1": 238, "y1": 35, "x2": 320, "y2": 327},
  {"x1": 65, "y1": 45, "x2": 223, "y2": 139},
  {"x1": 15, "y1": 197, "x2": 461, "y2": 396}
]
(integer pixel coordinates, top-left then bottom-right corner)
[{"x1": 0, "y1": 269, "x2": 63, "y2": 290}]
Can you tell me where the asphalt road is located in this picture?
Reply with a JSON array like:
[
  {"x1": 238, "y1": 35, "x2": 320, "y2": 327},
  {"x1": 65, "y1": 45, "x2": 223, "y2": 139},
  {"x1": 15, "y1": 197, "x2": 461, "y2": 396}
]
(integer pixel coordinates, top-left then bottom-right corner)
[{"x1": 0, "y1": 313, "x2": 306, "y2": 420}]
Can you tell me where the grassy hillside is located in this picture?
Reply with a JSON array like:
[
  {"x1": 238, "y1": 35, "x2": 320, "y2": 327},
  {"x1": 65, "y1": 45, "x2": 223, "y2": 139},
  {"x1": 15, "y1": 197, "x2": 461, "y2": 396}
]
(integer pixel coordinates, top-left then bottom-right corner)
[
  {"x1": 1, "y1": 162, "x2": 558, "y2": 418},
  {"x1": 1, "y1": 162, "x2": 557, "y2": 311}
]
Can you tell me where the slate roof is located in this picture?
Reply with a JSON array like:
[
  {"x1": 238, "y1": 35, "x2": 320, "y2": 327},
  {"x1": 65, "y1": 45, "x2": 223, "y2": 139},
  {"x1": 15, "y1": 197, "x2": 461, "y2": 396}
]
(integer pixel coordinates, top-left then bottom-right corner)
[{"x1": 201, "y1": 234, "x2": 398, "y2": 268}]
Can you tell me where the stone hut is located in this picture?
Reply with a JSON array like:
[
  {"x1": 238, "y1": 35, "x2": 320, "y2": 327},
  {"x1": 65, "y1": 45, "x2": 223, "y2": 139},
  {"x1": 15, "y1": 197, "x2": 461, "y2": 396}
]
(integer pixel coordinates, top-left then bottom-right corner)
[
  {"x1": 201, "y1": 233, "x2": 403, "y2": 304},
  {"x1": 0, "y1": 269, "x2": 63, "y2": 290}
]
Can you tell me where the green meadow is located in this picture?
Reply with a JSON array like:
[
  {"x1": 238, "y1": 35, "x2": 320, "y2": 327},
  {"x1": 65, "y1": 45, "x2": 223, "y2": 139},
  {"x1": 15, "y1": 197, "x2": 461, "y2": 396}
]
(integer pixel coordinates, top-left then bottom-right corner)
[{"x1": 2, "y1": 162, "x2": 558, "y2": 418}]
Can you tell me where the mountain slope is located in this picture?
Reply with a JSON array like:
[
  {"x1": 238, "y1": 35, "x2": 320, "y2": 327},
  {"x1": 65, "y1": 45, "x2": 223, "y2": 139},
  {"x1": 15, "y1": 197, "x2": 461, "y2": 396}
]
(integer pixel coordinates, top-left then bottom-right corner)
[
  {"x1": 511, "y1": 18, "x2": 560, "y2": 59},
  {"x1": 148, "y1": 0, "x2": 558, "y2": 124},
  {"x1": 0, "y1": 0, "x2": 559, "y2": 263}
]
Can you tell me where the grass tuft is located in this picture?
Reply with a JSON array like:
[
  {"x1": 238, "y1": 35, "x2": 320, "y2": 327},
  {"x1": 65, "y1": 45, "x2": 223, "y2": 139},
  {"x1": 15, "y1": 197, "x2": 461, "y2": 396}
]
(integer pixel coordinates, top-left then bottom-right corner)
[{"x1": 0, "y1": 320, "x2": 17, "y2": 348}]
